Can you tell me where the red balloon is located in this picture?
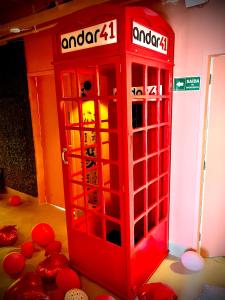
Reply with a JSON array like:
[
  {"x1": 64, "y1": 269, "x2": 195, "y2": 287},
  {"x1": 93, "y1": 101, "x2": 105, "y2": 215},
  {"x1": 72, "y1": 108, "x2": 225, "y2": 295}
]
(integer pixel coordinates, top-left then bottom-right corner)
[
  {"x1": 2, "y1": 252, "x2": 25, "y2": 277},
  {"x1": 3, "y1": 272, "x2": 44, "y2": 300},
  {"x1": 46, "y1": 288, "x2": 65, "y2": 300},
  {"x1": 9, "y1": 195, "x2": 22, "y2": 206},
  {"x1": 0, "y1": 225, "x2": 18, "y2": 246},
  {"x1": 94, "y1": 296, "x2": 116, "y2": 300},
  {"x1": 32, "y1": 223, "x2": 55, "y2": 247},
  {"x1": 36, "y1": 253, "x2": 69, "y2": 281},
  {"x1": 21, "y1": 241, "x2": 35, "y2": 258},
  {"x1": 56, "y1": 267, "x2": 80, "y2": 292},
  {"x1": 137, "y1": 283, "x2": 177, "y2": 300},
  {"x1": 45, "y1": 240, "x2": 62, "y2": 256},
  {"x1": 20, "y1": 272, "x2": 43, "y2": 288}
]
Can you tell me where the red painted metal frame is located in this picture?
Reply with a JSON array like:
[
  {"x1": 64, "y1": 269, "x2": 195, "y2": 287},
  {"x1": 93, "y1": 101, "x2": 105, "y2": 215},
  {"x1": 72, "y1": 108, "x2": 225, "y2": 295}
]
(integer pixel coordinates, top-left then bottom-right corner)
[{"x1": 53, "y1": 3, "x2": 174, "y2": 299}]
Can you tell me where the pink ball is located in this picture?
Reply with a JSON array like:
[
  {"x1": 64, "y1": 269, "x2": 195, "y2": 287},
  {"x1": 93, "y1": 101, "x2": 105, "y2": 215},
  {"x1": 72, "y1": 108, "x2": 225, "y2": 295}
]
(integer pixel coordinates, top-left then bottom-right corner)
[
  {"x1": 56, "y1": 268, "x2": 80, "y2": 292},
  {"x1": 32, "y1": 223, "x2": 55, "y2": 247},
  {"x1": 94, "y1": 295, "x2": 116, "y2": 300},
  {"x1": 9, "y1": 195, "x2": 22, "y2": 206},
  {"x1": 3, "y1": 252, "x2": 25, "y2": 276},
  {"x1": 181, "y1": 250, "x2": 204, "y2": 271}
]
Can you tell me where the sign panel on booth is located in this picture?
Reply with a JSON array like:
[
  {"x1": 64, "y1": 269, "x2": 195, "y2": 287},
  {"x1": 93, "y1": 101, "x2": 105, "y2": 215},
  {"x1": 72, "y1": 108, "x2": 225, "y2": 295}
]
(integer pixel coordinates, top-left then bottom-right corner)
[
  {"x1": 61, "y1": 19, "x2": 117, "y2": 53},
  {"x1": 132, "y1": 21, "x2": 168, "y2": 54}
]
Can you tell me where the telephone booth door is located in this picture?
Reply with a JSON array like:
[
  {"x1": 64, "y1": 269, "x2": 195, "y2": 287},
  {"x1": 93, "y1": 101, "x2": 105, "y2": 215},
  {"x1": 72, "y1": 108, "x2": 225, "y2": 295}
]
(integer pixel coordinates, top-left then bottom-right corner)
[
  {"x1": 127, "y1": 56, "x2": 173, "y2": 290},
  {"x1": 53, "y1": 4, "x2": 174, "y2": 299},
  {"x1": 55, "y1": 58, "x2": 127, "y2": 296}
]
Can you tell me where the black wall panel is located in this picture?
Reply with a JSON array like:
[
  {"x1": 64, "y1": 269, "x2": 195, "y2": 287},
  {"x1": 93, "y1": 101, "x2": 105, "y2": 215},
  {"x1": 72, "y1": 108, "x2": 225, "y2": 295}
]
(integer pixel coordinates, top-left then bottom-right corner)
[{"x1": 0, "y1": 40, "x2": 37, "y2": 196}]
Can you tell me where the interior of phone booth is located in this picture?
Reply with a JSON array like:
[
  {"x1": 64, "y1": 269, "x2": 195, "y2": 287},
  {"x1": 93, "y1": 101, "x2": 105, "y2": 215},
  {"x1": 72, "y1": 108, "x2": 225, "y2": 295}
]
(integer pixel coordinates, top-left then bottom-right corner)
[{"x1": 52, "y1": 4, "x2": 174, "y2": 299}]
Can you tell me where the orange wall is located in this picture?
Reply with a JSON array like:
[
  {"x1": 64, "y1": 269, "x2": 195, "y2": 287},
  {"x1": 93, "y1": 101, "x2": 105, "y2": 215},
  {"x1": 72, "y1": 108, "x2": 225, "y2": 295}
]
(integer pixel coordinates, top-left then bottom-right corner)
[{"x1": 24, "y1": 30, "x2": 65, "y2": 208}]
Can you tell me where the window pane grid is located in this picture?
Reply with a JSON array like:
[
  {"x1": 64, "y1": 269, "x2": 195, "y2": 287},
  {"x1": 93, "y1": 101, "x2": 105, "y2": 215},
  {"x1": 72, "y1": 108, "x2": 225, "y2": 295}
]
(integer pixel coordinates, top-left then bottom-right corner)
[
  {"x1": 61, "y1": 64, "x2": 122, "y2": 246},
  {"x1": 132, "y1": 63, "x2": 171, "y2": 247}
]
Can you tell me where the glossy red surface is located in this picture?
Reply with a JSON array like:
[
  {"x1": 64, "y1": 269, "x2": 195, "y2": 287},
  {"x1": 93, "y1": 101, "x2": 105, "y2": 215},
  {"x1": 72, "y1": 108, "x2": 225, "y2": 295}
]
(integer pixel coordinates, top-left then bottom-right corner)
[{"x1": 53, "y1": 3, "x2": 174, "y2": 299}]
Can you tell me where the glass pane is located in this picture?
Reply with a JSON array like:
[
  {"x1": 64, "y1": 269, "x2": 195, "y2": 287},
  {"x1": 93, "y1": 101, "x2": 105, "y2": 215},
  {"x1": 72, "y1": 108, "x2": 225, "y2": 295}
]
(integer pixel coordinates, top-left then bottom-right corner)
[
  {"x1": 133, "y1": 161, "x2": 145, "y2": 191},
  {"x1": 147, "y1": 66, "x2": 158, "y2": 95},
  {"x1": 82, "y1": 100, "x2": 96, "y2": 128},
  {"x1": 73, "y1": 208, "x2": 86, "y2": 233},
  {"x1": 99, "y1": 98, "x2": 118, "y2": 129},
  {"x1": 83, "y1": 129, "x2": 97, "y2": 168},
  {"x1": 104, "y1": 191, "x2": 120, "y2": 219},
  {"x1": 148, "y1": 155, "x2": 158, "y2": 181},
  {"x1": 160, "y1": 69, "x2": 169, "y2": 95},
  {"x1": 148, "y1": 181, "x2": 158, "y2": 207},
  {"x1": 159, "y1": 150, "x2": 169, "y2": 175},
  {"x1": 70, "y1": 157, "x2": 83, "y2": 182},
  {"x1": 159, "y1": 198, "x2": 168, "y2": 221},
  {"x1": 99, "y1": 64, "x2": 116, "y2": 96},
  {"x1": 86, "y1": 166, "x2": 98, "y2": 186},
  {"x1": 61, "y1": 71, "x2": 77, "y2": 98},
  {"x1": 159, "y1": 125, "x2": 170, "y2": 150},
  {"x1": 78, "y1": 68, "x2": 96, "y2": 98},
  {"x1": 63, "y1": 100, "x2": 79, "y2": 127},
  {"x1": 134, "y1": 217, "x2": 145, "y2": 245},
  {"x1": 148, "y1": 207, "x2": 157, "y2": 232},
  {"x1": 106, "y1": 221, "x2": 121, "y2": 246},
  {"x1": 147, "y1": 100, "x2": 158, "y2": 125},
  {"x1": 101, "y1": 132, "x2": 118, "y2": 161},
  {"x1": 159, "y1": 175, "x2": 168, "y2": 199},
  {"x1": 132, "y1": 63, "x2": 144, "y2": 95},
  {"x1": 66, "y1": 130, "x2": 81, "y2": 154},
  {"x1": 160, "y1": 98, "x2": 169, "y2": 123},
  {"x1": 134, "y1": 189, "x2": 145, "y2": 219},
  {"x1": 102, "y1": 163, "x2": 119, "y2": 191},
  {"x1": 71, "y1": 183, "x2": 85, "y2": 206},
  {"x1": 147, "y1": 128, "x2": 158, "y2": 154},
  {"x1": 87, "y1": 188, "x2": 100, "y2": 210},
  {"x1": 132, "y1": 102, "x2": 144, "y2": 129},
  {"x1": 87, "y1": 213, "x2": 103, "y2": 238},
  {"x1": 133, "y1": 131, "x2": 145, "y2": 161}
]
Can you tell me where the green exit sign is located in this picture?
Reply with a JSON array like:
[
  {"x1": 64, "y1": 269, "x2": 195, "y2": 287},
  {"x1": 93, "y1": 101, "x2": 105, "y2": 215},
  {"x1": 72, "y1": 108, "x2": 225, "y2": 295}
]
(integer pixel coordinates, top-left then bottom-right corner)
[{"x1": 174, "y1": 76, "x2": 200, "y2": 91}]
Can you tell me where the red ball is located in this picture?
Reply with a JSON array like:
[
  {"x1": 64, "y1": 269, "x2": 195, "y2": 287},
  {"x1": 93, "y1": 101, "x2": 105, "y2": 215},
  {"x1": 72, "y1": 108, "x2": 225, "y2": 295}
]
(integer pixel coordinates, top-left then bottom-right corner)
[
  {"x1": 47, "y1": 288, "x2": 65, "y2": 300},
  {"x1": 94, "y1": 296, "x2": 116, "y2": 300},
  {"x1": 36, "y1": 253, "x2": 69, "y2": 281},
  {"x1": 56, "y1": 268, "x2": 80, "y2": 292},
  {"x1": 2, "y1": 252, "x2": 25, "y2": 276},
  {"x1": 45, "y1": 240, "x2": 62, "y2": 256},
  {"x1": 31, "y1": 223, "x2": 55, "y2": 247},
  {"x1": 4, "y1": 271, "x2": 43, "y2": 299},
  {"x1": 21, "y1": 241, "x2": 35, "y2": 258},
  {"x1": 9, "y1": 195, "x2": 22, "y2": 206}
]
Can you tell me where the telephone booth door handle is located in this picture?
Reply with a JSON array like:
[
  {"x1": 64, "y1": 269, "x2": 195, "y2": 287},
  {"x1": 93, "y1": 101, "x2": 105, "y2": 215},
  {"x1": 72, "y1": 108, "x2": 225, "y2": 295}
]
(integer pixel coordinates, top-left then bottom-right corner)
[{"x1": 62, "y1": 147, "x2": 68, "y2": 165}]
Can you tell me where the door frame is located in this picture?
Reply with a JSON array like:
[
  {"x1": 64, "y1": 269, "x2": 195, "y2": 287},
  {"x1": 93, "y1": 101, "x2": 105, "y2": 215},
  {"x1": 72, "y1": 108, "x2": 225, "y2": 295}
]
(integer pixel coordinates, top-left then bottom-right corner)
[{"x1": 198, "y1": 53, "x2": 225, "y2": 254}]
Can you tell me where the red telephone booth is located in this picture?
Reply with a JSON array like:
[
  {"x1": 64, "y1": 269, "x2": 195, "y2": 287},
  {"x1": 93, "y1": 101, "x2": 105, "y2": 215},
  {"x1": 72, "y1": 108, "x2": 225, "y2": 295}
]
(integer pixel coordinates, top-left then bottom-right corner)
[{"x1": 53, "y1": 4, "x2": 174, "y2": 299}]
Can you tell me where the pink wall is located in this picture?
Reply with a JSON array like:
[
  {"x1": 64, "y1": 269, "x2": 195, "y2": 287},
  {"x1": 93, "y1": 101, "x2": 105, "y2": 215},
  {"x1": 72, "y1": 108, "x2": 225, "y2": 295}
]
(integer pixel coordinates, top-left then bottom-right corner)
[
  {"x1": 149, "y1": 0, "x2": 225, "y2": 253},
  {"x1": 24, "y1": 0, "x2": 225, "y2": 254}
]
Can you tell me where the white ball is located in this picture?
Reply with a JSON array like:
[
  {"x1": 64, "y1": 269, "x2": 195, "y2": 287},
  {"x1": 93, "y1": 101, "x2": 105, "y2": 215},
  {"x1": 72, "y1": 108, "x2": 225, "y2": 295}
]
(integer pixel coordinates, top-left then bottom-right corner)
[
  {"x1": 181, "y1": 250, "x2": 204, "y2": 271},
  {"x1": 65, "y1": 288, "x2": 89, "y2": 300}
]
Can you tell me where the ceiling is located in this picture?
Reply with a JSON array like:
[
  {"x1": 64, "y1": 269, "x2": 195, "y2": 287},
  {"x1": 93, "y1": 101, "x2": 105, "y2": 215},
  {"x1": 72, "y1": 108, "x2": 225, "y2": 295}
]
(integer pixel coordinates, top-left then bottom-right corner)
[
  {"x1": 0, "y1": 0, "x2": 144, "y2": 43},
  {"x1": 0, "y1": 0, "x2": 112, "y2": 43},
  {"x1": 0, "y1": 0, "x2": 71, "y2": 25}
]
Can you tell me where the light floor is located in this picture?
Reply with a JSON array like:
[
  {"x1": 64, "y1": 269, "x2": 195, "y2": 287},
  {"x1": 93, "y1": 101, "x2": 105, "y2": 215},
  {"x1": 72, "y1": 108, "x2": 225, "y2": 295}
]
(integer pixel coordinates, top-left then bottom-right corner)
[{"x1": 0, "y1": 193, "x2": 225, "y2": 300}]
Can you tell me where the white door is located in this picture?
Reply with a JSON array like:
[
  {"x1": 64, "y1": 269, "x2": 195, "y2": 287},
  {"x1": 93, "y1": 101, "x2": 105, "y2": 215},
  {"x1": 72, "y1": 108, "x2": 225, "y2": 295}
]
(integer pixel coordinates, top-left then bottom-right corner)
[{"x1": 201, "y1": 55, "x2": 225, "y2": 257}]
